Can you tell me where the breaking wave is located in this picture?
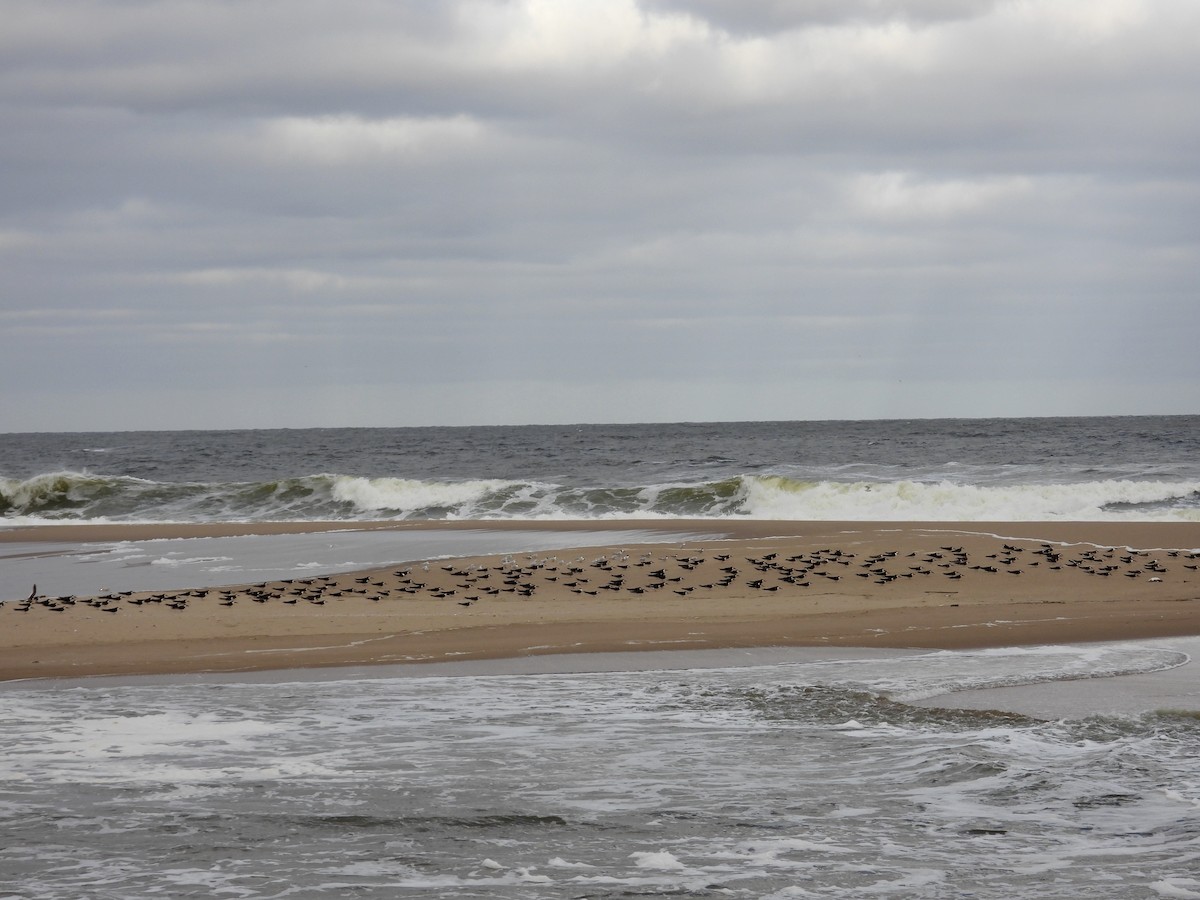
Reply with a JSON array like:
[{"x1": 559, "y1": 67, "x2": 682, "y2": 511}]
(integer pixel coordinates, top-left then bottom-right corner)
[{"x1": 3, "y1": 470, "x2": 1200, "y2": 524}]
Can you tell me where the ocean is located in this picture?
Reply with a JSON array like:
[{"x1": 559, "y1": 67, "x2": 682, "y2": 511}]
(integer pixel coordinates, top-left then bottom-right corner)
[
  {"x1": 3, "y1": 417, "x2": 1200, "y2": 898},
  {"x1": 2, "y1": 646, "x2": 1200, "y2": 898},
  {"x1": 3, "y1": 416, "x2": 1200, "y2": 524}
]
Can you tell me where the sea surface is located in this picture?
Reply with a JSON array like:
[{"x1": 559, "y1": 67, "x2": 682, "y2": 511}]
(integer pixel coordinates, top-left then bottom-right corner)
[
  {"x1": 3, "y1": 417, "x2": 1200, "y2": 898},
  {"x1": 3, "y1": 416, "x2": 1199, "y2": 524},
  {"x1": 2, "y1": 645, "x2": 1199, "y2": 899}
]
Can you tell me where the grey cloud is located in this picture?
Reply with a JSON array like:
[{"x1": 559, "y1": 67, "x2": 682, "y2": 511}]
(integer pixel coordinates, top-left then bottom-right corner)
[
  {"x1": 641, "y1": 0, "x2": 1000, "y2": 34},
  {"x1": 2, "y1": 0, "x2": 1198, "y2": 430}
]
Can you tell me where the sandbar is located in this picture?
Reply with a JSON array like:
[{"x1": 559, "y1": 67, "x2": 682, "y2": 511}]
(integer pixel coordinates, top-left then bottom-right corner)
[{"x1": 1, "y1": 519, "x2": 1198, "y2": 682}]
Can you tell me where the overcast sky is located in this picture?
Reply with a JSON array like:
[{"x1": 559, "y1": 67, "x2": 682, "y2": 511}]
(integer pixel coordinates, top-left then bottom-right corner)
[{"x1": 3, "y1": 0, "x2": 1198, "y2": 432}]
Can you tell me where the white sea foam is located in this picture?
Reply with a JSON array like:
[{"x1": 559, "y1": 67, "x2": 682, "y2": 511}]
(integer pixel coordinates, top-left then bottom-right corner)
[
  {"x1": 807, "y1": 643, "x2": 1192, "y2": 704},
  {"x1": 630, "y1": 850, "x2": 686, "y2": 870},
  {"x1": 5, "y1": 642, "x2": 1200, "y2": 899},
  {"x1": 1152, "y1": 878, "x2": 1200, "y2": 898},
  {"x1": 4, "y1": 466, "x2": 1199, "y2": 523},
  {"x1": 329, "y1": 475, "x2": 510, "y2": 513},
  {"x1": 548, "y1": 857, "x2": 596, "y2": 869},
  {"x1": 149, "y1": 554, "x2": 234, "y2": 566},
  {"x1": 738, "y1": 475, "x2": 1200, "y2": 522}
]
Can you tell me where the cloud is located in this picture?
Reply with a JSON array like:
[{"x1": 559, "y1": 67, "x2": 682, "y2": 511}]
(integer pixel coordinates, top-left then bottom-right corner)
[
  {"x1": 642, "y1": 0, "x2": 1000, "y2": 35},
  {"x1": 259, "y1": 114, "x2": 490, "y2": 165},
  {"x1": 468, "y1": 0, "x2": 712, "y2": 70},
  {"x1": 849, "y1": 171, "x2": 1034, "y2": 220},
  {"x1": 1, "y1": 0, "x2": 1198, "y2": 430}
]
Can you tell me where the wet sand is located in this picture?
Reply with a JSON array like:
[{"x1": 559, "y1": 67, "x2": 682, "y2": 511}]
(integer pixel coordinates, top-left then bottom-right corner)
[{"x1": 2, "y1": 520, "x2": 1198, "y2": 681}]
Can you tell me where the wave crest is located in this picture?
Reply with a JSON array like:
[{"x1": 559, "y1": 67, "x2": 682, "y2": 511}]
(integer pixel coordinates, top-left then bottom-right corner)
[
  {"x1": 740, "y1": 475, "x2": 1200, "y2": 521},
  {"x1": 328, "y1": 475, "x2": 513, "y2": 514},
  {"x1": 3, "y1": 469, "x2": 1199, "y2": 524},
  {"x1": 0, "y1": 471, "x2": 153, "y2": 518}
]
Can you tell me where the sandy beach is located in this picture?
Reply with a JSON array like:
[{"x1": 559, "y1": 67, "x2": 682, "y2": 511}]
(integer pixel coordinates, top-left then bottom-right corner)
[{"x1": 2, "y1": 519, "x2": 1198, "y2": 682}]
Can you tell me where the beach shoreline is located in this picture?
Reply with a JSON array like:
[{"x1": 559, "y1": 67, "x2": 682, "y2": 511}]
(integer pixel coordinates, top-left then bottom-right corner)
[{"x1": 2, "y1": 519, "x2": 1198, "y2": 682}]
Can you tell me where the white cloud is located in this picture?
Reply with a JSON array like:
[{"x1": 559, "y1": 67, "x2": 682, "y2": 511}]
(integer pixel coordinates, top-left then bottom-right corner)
[
  {"x1": 468, "y1": 0, "x2": 710, "y2": 70},
  {"x1": 262, "y1": 114, "x2": 489, "y2": 165},
  {"x1": 850, "y1": 171, "x2": 1034, "y2": 220},
  {"x1": 1023, "y1": 0, "x2": 1150, "y2": 42}
]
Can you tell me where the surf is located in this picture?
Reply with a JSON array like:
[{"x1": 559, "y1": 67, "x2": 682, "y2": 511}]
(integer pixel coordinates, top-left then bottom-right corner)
[{"x1": 4, "y1": 469, "x2": 1200, "y2": 524}]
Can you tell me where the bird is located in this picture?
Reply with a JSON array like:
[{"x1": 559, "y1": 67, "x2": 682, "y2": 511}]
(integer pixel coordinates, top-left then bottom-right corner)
[{"x1": 27, "y1": 585, "x2": 37, "y2": 601}]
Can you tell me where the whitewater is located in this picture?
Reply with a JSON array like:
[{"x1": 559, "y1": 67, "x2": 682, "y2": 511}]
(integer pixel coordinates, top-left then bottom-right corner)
[{"x1": 4, "y1": 644, "x2": 1200, "y2": 899}]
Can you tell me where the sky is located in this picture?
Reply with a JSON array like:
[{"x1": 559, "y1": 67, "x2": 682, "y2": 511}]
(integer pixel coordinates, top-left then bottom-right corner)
[{"x1": 2, "y1": 0, "x2": 1198, "y2": 432}]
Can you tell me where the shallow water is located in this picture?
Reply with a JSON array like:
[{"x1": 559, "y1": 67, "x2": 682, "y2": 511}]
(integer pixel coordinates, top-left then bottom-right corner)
[{"x1": 3, "y1": 643, "x2": 1199, "y2": 899}]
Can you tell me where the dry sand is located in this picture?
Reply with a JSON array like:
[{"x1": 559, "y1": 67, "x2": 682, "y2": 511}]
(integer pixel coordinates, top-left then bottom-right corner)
[{"x1": 2, "y1": 520, "x2": 1199, "y2": 681}]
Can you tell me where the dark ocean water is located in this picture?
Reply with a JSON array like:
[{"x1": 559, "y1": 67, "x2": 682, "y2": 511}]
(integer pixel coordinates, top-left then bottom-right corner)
[{"x1": 3, "y1": 416, "x2": 1199, "y2": 522}]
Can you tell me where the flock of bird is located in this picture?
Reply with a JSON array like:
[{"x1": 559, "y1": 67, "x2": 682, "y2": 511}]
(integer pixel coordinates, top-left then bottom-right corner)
[{"x1": 3, "y1": 540, "x2": 1195, "y2": 617}]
